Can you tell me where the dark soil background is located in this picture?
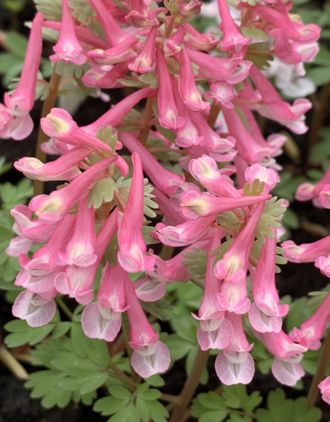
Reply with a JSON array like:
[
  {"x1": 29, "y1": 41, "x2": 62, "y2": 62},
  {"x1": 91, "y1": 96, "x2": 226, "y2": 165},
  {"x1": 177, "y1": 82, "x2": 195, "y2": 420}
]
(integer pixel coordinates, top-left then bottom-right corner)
[{"x1": 1, "y1": 1, "x2": 330, "y2": 421}]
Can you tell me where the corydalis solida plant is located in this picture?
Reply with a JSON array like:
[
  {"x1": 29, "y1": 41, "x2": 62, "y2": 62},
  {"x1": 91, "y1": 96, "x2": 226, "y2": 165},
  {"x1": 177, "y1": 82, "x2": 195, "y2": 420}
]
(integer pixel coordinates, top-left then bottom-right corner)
[{"x1": 2, "y1": 0, "x2": 329, "y2": 415}]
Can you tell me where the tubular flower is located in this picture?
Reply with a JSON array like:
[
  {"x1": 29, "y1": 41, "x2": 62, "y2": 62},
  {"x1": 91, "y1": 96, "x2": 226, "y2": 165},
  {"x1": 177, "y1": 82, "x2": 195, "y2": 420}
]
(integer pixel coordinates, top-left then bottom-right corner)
[
  {"x1": 117, "y1": 152, "x2": 156, "y2": 273},
  {"x1": 290, "y1": 292, "x2": 330, "y2": 350},
  {"x1": 81, "y1": 263, "x2": 128, "y2": 341},
  {"x1": 296, "y1": 167, "x2": 330, "y2": 209},
  {"x1": 0, "y1": 13, "x2": 43, "y2": 140},
  {"x1": 214, "y1": 203, "x2": 265, "y2": 314},
  {"x1": 195, "y1": 231, "x2": 233, "y2": 351},
  {"x1": 215, "y1": 313, "x2": 254, "y2": 385},
  {"x1": 319, "y1": 377, "x2": 330, "y2": 406},
  {"x1": 50, "y1": 0, "x2": 87, "y2": 65},
  {"x1": 249, "y1": 235, "x2": 289, "y2": 333},
  {"x1": 126, "y1": 279, "x2": 171, "y2": 378}
]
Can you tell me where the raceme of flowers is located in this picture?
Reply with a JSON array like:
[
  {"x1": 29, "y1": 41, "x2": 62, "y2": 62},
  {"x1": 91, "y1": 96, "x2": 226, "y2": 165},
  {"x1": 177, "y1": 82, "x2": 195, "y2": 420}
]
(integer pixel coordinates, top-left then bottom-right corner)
[{"x1": 1, "y1": 0, "x2": 329, "y2": 399}]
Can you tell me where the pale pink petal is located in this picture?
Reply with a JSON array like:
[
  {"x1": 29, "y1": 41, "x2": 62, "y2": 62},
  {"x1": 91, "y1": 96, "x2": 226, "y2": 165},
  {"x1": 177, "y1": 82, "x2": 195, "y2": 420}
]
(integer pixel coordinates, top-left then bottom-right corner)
[
  {"x1": 319, "y1": 377, "x2": 330, "y2": 406},
  {"x1": 135, "y1": 278, "x2": 166, "y2": 302},
  {"x1": 12, "y1": 291, "x2": 56, "y2": 327},
  {"x1": 248, "y1": 303, "x2": 283, "y2": 333},
  {"x1": 6, "y1": 236, "x2": 32, "y2": 257},
  {"x1": 197, "y1": 318, "x2": 232, "y2": 351},
  {"x1": 215, "y1": 351, "x2": 255, "y2": 385},
  {"x1": 272, "y1": 358, "x2": 305, "y2": 386},
  {"x1": 131, "y1": 341, "x2": 171, "y2": 378},
  {"x1": 81, "y1": 303, "x2": 122, "y2": 342},
  {"x1": 9, "y1": 114, "x2": 34, "y2": 141}
]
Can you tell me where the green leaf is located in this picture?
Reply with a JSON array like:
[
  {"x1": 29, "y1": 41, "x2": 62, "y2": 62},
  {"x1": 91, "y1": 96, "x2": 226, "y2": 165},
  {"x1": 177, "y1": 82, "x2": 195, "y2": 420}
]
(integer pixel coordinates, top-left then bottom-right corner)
[
  {"x1": 192, "y1": 392, "x2": 229, "y2": 422},
  {"x1": 166, "y1": 334, "x2": 194, "y2": 361},
  {"x1": 88, "y1": 178, "x2": 116, "y2": 208},
  {"x1": 147, "y1": 400, "x2": 169, "y2": 422},
  {"x1": 308, "y1": 66, "x2": 330, "y2": 86},
  {"x1": 71, "y1": 322, "x2": 109, "y2": 367},
  {"x1": 222, "y1": 385, "x2": 262, "y2": 413},
  {"x1": 145, "y1": 375, "x2": 165, "y2": 387},
  {"x1": 109, "y1": 385, "x2": 131, "y2": 400},
  {"x1": 3, "y1": 0, "x2": 27, "y2": 13},
  {"x1": 256, "y1": 389, "x2": 322, "y2": 422},
  {"x1": 5, "y1": 319, "x2": 56, "y2": 347},
  {"x1": 109, "y1": 403, "x2": 140, "y2": 422},
  {"x1": 0, "y1": 179, "x2": 33, "y2": 210},
  {"x1": 26, "y1": 370, "x2": 72, "y2": 409},
  {"x1": 142, "y1": 298, "x2": 173, "y2": 321},
  {"x1": 94, "y1": 396, "x2": 130, "y2": 416},
  {"x1": 2, "y1": 31, "x2": 27, "y2": 57}
]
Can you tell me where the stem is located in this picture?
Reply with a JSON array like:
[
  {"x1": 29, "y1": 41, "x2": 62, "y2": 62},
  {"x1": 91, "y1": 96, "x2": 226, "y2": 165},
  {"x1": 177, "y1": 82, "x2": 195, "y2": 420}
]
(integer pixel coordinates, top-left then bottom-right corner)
[
  {"x1": 0, "y1": 346, "x2": 29, "y2": 380},
  {"x1": 307, "y1": 328, "x2": 330, "y2": 407},
  {"x1": 160, "y1": 245, "x2": 174, "y2": 260},
  {"x1": 108, "y1": 358, "x2": 137, "y2": 390},
  {"x1": 170, "y1": 349, "x2": 209, "y2": 422},
  {"x1": 301, "y1": 222, "x2": 329, "y2": 238},
  {"x1": 161, "y1": 394, "x2": 182, "y2": 405},
  {"x1": 306, "y1": 82, "x2": 330, "y2": 168},
  {"x1": 33, "y1": 68, "x2": 61, "y2": 196},
  {"x1": 139, "y1": 97, "x2": 153, "y2": 145},
  {"x1": 165, "y1": 15, "x2": 176, "y2": 38},
  {"x1": 56, "y1": 297, "x2": 74, "y2": 320},
  {"x1": 207, "y1": 102, "x2": 221, "y2": 128}
]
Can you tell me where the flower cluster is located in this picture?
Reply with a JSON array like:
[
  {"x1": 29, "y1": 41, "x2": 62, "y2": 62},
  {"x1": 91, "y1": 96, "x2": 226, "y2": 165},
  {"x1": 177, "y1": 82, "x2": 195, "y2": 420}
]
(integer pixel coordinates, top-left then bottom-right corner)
[{"x1": 3, "y1": 0, "x2": 329, "y2": 397}]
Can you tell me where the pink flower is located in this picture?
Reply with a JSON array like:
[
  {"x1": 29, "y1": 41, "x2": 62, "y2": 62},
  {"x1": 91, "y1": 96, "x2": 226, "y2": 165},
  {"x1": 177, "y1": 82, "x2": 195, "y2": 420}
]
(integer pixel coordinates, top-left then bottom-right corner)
[
  {"x1": 84, "y1": 88, "x2": 155, "y2": 134},
  {"x1": 217, "y1": 0, "x2": 249, "y2": 54},
  {"x1": 87, "y1": 34, "x2": 138, "y2": 65},
  {"x1": 187, "y1": 49, "x2": 251, "y2": 84},
  {"x1": 319, "y1": 377, "x2": 330, "y2": 406},
  {"x1": 156, "y1": 49, "x2": 184, "y2": 130},
  {"x1": 282, "y1": 237, "x2": 330, "y2": 277},
  {"x1": 29, "y1": 156, "x2": 116, "y2": 221},
  {"x1": 43, "y1": 19, "x2": 108, "y2": 49},
  {"x1": 14, "y1": 147, "x2": 90, "y2": 181},
  {"x1": 57, "y1": 196, "x2": 97, "y2": 267},
  {"x1": 222, "y1": 107, "x2": 276, "y2": 164},
  {"x1": 119, "y1": 132, "x2": 185, "y2": 195},
  {"x1": 117, "y1": 152, "x2": 156, "y2": 273},
  {"x1": 55, "y1": 208, "x2": 118, "y2": 304},
  {"x1": 189, "y1": 155, "x2": 239, "y2": 197},
  {"x1": 256, "y1": 330, "x2": 306, "y2": 386},
  {"x1": 183, "y1": 23, "x2": 218, "y2": 51},
  {"x1": 214, "y1": 203, "x2": 265, "y2": 314},
  {"x1": 41, "y1": 108, "x2": 113, "y2": 153},
  {"x1": 129, "y1": 27, "x2": 157, "y2": 73},
  {"x1": 245, "y1": 164, "x2": 280, "y2": 191},
  {"x1": 6, "y1": 205, "x2": 59, "y2": 258},
  {"x1": 15, "y1": 214, "x2": 75, "y2": 298},
  {"x1": 178, "y1": 49, "x2": 209, "y2": 112},
  {"x1": 195, "y1": 232, "x2": 233, "y2": 351},
  {"x1": 50, "y1": 0, "x2": 86, "y2": 65},
  {"x1": 89, "y1": 0, "x2": 129, "y2": 46},
  {"x1": 0, "y1": 13, "x2": 43, "y2": 140},
  {"x1": 249, "y1": 236, "x2": 289, "y2": 333},
  {"x1": 180, "y1": 190, "x2": 268, "y2": 220},
  {"x1": 215, "y1": 313, "x2": 254, "y2": 385},
  {"x1": 290, "y1": 292, "x2": 330, "y2": 350},
  {"x1": 126, "y1": 279, "x2": 170, "y2": 378},
  {"x1": 12, "y1": 291, "x2": 56, "y2": 327},
  {"x1": 250, "y1": 66, "x2": 312, "y2": 134},
  {"x1": 81, "y1": 263, "x2": 127, "y2": 341},
  {"x1": 207, "y1": 82, "x2": 236, "y2": 109},
  {"x1": 296, "y1": 167, "x2": 330, "y2": 209},
  {"x1": 156, "y1": 216, "x2": 214, "y2": 247}
]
